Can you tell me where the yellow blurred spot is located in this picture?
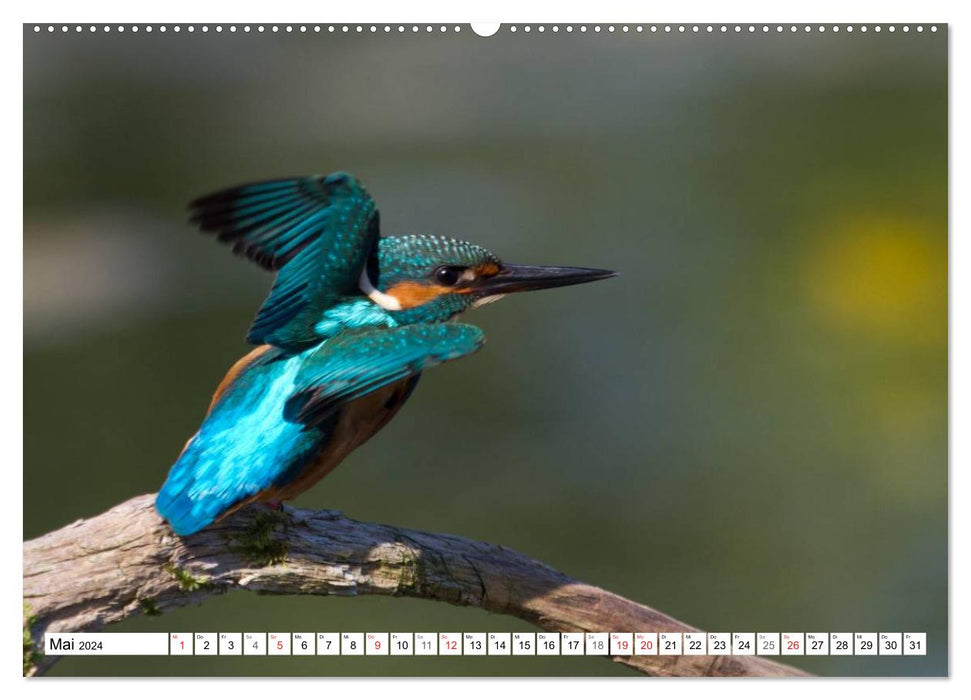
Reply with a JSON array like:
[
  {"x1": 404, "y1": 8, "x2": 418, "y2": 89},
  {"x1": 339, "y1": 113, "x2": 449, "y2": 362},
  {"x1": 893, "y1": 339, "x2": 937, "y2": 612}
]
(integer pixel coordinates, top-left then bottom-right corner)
[{"x1": 807, "y1": 216, "x2": 945, "y2": 341}]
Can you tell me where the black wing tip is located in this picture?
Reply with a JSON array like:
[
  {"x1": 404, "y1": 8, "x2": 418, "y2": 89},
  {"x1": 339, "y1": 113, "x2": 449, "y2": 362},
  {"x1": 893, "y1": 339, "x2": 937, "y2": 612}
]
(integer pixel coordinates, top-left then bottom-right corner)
[
  {"x1": 186, "y1": 175, "x2": 315, "y2": 231},
  {"x1": 188, "y1": 176, "x2": 312, "y2": 203},
  {"x1": 184, "y1": 218, "x2": 284, "y2": 270},
  {"x1": 187, "y1": 173, "x2": 364, "y2": 209},
  {"x1": 187, "y1": 178, "x2": 313, "y2": 269}
]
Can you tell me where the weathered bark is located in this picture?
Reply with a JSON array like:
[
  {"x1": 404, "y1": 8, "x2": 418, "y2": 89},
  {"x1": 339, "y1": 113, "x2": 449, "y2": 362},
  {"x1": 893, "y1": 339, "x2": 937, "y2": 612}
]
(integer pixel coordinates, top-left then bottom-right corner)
[{"x1": 23, "y1": 494, "x2": 808, "y2": 677}]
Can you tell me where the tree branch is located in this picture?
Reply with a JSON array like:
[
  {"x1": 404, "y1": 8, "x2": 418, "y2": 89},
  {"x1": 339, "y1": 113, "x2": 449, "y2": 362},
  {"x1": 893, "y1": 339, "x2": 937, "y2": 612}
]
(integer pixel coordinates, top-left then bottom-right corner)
[{"x1": 23, "y1": 494, "x2": 807, "y2": 677}]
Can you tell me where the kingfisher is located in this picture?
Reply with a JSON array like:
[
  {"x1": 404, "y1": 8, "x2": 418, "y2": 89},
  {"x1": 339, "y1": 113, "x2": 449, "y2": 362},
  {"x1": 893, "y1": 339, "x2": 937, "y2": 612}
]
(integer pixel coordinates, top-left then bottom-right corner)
[{"x1": 155, "y1": 172, "x2": 616, "y2": 536}]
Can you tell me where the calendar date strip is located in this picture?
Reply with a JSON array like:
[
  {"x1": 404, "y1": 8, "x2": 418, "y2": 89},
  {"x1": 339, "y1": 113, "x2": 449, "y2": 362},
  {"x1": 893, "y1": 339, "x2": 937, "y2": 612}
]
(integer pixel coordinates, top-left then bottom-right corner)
[{"x1": 24, "y1": 494, "x2": 807, "y2": 677}]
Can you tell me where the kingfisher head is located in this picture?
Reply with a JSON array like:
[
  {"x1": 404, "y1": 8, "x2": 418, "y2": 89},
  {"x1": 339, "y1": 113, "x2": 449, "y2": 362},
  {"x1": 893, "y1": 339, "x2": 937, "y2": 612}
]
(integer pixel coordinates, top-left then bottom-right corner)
[{"x1": 359, "y1": 234, "x2": 616, "y2": 322}]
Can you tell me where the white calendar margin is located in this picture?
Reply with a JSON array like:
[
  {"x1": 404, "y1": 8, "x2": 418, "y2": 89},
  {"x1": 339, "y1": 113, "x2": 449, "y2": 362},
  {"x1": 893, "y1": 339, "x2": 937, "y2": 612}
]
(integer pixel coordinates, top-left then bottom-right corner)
[{"x1": 9, "y1": 0, "x2": 963, "y2": 698}]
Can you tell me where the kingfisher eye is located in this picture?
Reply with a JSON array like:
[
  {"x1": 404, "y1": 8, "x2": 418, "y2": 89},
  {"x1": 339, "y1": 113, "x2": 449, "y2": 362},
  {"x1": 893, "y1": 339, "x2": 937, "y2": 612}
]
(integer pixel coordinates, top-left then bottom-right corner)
[{"x1": 434, "y1": 266, "x2": 464, "y2": 286}]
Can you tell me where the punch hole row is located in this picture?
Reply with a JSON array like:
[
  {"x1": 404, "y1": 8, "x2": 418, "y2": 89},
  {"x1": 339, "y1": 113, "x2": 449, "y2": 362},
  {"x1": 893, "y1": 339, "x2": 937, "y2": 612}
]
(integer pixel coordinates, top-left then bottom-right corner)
[
  {"x1": 32, "y1": 25, "x2": 465, "y2": 34},
  {"x1": 31, "y1": 24, "x2": 940, "y2": 35},
  {"x1": 506, "y1": 25, "x2": 938, "y2": 34}
]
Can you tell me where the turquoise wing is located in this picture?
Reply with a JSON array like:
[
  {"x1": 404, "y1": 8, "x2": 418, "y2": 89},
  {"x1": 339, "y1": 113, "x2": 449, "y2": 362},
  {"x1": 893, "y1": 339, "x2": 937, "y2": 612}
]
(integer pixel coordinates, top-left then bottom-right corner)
[
  {"x1": 155, "y1": 323, "x2": 485, "y2": 536},
  {"x1": 286, "y1": 323, "x2": 486, "y2": 426},
  {"x1": 189, "y1": 172, "x2": 380, "y2": 349}
]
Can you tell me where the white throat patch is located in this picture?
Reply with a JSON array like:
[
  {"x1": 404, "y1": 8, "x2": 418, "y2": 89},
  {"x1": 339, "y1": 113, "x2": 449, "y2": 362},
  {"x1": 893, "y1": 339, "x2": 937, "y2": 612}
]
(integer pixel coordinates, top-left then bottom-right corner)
[{"x1": 359, "y1": 268, "x2": 403, "y2": 311}]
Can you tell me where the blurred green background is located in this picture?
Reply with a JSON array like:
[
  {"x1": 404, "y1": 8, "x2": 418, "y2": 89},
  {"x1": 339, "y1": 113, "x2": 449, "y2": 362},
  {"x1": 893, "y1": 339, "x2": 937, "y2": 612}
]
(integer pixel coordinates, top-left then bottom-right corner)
[{"x1": 23, "y1": 25, "x2": 947, "y2": 676}]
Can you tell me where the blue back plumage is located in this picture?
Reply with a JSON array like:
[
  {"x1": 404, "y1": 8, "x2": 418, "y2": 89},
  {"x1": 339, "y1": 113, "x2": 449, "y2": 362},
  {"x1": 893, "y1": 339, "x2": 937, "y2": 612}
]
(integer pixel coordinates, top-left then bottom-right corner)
[
  {"x1": 155, "y1": 323, "x2": 485, "y2": 535},
  {"x1": 156, "y1": 347, "x2": 324, "y2": 535}
]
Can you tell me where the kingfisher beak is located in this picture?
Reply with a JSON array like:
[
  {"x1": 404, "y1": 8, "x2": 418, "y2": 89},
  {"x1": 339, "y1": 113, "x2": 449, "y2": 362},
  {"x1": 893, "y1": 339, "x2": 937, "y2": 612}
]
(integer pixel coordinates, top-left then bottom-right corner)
[{"x1": 472, "y1": 264, "x2": 617, "y2": 297}]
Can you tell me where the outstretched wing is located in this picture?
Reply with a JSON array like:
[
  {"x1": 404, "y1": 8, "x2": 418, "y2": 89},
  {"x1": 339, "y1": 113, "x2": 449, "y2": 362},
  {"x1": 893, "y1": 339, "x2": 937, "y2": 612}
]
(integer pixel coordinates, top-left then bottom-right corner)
[
  {"x1": 189, "y1": 172, "x2": 380, "y2": 349},
  {"x1": 286, "y1": 323, "x2": 486, "y2": 427}
]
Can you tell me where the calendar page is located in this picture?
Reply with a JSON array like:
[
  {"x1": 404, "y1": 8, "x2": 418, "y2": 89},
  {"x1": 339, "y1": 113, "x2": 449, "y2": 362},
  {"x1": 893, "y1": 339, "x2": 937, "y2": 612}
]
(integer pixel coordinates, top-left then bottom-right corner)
[{"x1": 22, "y1": 15, "x2": 947, "y2": 680}]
